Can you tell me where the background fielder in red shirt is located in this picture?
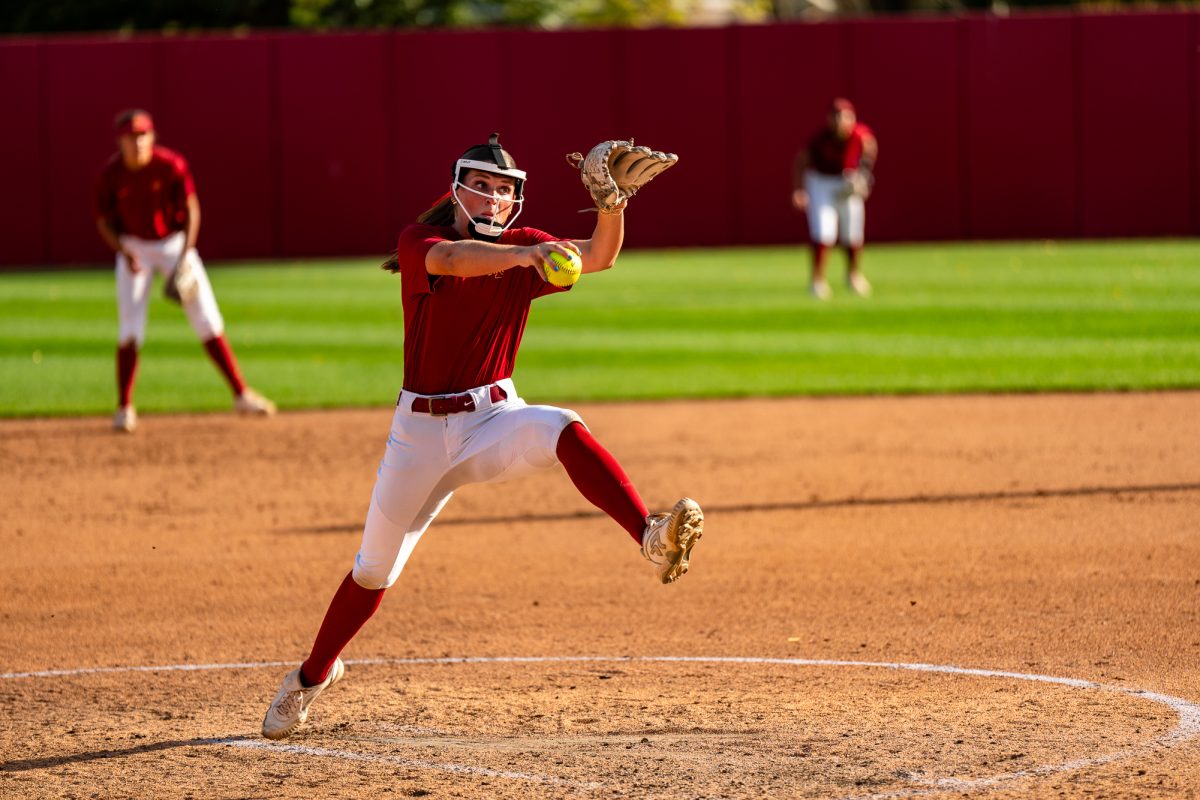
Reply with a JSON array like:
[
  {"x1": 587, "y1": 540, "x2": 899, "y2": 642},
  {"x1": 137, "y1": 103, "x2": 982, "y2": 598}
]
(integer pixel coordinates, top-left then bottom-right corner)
[
  {"x1": 94, "y1": 109, "x2": 275, "y2": 432},
  {"x1": 792, "y1": 98, "x2": 879, "y2": 300},
  {"x1": 261, "y1": 134, "x2": 705, "y2": 740}
]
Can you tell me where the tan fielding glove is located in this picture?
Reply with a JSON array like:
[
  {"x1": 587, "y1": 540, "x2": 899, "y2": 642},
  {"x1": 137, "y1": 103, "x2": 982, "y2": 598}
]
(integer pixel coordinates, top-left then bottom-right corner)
[
  {"x1": 567, "y1": 140, "x2": 679, "y2": 213},
  {"x1": 163, "y1": 253, "x2": 200, "y2": 305}
]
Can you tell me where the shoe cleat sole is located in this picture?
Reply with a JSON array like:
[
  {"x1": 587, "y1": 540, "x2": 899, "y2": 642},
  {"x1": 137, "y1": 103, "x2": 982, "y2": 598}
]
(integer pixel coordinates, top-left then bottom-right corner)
[{"x1": 662, "y1": 499, "x2": 704, "y2": 584}]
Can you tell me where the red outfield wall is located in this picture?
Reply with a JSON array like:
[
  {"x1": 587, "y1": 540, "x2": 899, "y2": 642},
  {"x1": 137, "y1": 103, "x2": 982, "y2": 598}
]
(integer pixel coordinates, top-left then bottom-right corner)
[{"x1": 1, "y1": 11, "x2": 1197, "y2": 266}]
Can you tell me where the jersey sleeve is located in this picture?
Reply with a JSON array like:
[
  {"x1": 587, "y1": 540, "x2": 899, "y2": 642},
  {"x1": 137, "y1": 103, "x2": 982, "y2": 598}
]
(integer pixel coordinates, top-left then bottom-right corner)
[
  {"x1": 397, "y1": 224, "x2": 448, "y2": 300},
  {"x1": 844, "y1": 124, "x2": 875, "y2": 171},
  {"x1": 170, "y1": 152, "x2": 198, "y2": 198},
  {"x1": 162, "y1": 152, "x2": 197, "y2": 233},
  {"x1": 858, "y1": 124, "x2": 877, "y2": 166}
]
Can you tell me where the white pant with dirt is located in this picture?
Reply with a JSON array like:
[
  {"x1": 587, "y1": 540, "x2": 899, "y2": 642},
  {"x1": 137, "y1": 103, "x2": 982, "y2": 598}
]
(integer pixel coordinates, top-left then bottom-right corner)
[
  {"x1": 804, "y1": 169, "x2": 866, "y2": 247},
  {"x1": 353, "y1": 378, "x2": 582, "y2": 589},
  {"x1": 116, "y1": 231, "x2": 224, "y2": 347}
]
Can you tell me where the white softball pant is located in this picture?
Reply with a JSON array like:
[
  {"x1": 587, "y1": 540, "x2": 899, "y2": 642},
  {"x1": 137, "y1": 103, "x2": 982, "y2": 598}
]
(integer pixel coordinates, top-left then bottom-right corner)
[
  {"x1": 352, "y1": 378, "x2": 583, "y2": 589},
  {"x1": 115, "y1": 232, "x2": 224, "y2": 347},
  {"x1": 804, "y1": 170, "x2": 865, "y2": 247}
]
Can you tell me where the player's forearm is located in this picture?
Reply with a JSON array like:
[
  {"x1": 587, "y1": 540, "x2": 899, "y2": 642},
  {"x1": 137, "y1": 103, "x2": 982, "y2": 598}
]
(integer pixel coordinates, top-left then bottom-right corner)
[
  {"x1": 860, "y1": 137, "x2": 878, "y2": 171},
  {"x1": 427, "y1": 240, "x2": 540, "y2": 278},
  {"x1": 182, "y1": 196, "x2": 201, "y2": 253},
  {"x1": 96, "y1": 219, "x2": 127, "y2": 256},
  {"x1": 577, "y1": 208, "x2": 624, "y2": 274}
]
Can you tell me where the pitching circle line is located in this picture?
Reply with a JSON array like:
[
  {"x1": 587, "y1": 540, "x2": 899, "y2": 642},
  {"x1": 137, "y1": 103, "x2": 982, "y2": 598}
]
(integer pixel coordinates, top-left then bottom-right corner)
[{"x1": 4, "y1": 655, "x2": 1198, "y2": 799}]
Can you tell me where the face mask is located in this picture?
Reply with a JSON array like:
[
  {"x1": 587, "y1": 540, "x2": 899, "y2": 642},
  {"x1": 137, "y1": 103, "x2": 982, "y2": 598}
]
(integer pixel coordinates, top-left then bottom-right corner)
[{"x1": 451, "y1": 179, "x2": 525, "y2": 241}]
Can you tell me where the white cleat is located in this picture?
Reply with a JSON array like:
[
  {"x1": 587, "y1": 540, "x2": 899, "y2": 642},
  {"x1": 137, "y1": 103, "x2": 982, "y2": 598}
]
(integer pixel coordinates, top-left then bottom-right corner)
[
  {"x1": 809, "y1": 279, "x2": 832, "y2": 301},
  {"x1": 641, "y1": 497, "x2": 705, "y2": 585},
  {"x1": 261, "y1": 658, "x2": 345, "y2": 740},
  {"x1": 235, "y1": 387, "x2": 277, "y2": 417},
  {"x1": 847, "y1": 272, "x2": 872, "y2": 297},
  {"x1": 113, "y1": 405, "x2": 137, "y2": 433}
]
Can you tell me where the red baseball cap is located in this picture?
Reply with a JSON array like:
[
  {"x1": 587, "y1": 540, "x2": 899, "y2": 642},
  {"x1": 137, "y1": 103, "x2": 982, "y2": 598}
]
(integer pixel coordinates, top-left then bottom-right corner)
[
  {"x1": 114, "y1": 110, "x2": 154, "y2": 136},
  {"x1": 830, "y1": 97, "x2": 856, "y2": 115}
]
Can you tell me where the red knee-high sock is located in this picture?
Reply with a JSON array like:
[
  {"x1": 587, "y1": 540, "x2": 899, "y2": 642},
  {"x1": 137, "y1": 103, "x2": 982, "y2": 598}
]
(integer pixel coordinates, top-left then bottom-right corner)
[
  {"x1": 556, "y1": 421, "x2": 649, "y2": 543},
  {"x1": 847, "y1": 245, "x2": 863, "y2": 273},
  {"x1": 116, "y1": 343, "x2": 138, "y2": 407},
  {"x1": 202, "y1": 334, "x2": 247, "y2": 396},
  {"x1": 300, "y1": 572, "x2": 386, "y2": 687},
  {"x1": 812, "y1": 243, "x2": 830, "y2": 281}
]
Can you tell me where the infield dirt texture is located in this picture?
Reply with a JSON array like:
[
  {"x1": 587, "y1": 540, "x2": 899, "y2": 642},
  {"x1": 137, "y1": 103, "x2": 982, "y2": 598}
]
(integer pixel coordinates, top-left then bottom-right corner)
[{"x1": 2, "y1": 392, "x2": 1198, "y2": 799}]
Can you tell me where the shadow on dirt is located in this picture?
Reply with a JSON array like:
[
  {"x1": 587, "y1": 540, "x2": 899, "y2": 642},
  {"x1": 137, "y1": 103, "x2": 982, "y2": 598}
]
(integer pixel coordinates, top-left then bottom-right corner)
[
  {"x1": 282, "y1": 482, "x2": 1200, "y2": 534},
  {"x1": 0, "y1": 735, "x2": 254, "y2": 772}
]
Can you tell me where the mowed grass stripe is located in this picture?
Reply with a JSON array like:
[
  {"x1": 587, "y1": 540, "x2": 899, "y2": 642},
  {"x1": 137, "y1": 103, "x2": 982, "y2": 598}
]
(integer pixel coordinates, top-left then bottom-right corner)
[{"x1": 1, "y1": 240, "x2": 1197, "y2": 416}]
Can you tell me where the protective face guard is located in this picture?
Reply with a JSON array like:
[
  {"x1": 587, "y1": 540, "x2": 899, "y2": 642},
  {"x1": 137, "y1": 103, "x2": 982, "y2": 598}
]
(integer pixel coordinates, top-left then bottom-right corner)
[{"x1": 451, "y1": 161, "x2": 527, "y2": 240}]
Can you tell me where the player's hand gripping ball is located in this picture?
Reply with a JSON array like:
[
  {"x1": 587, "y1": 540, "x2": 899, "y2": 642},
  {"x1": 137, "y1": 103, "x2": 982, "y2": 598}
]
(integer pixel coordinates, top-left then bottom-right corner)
[{"x1": 543, "y1": 250, "x2": 582, "y2": 288}]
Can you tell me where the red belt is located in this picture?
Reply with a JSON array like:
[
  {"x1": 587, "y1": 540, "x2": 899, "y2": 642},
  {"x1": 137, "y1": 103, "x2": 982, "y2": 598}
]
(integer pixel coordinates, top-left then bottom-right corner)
[{"x1": 405, "y1": 384, "x2": 507, "y2": 415}]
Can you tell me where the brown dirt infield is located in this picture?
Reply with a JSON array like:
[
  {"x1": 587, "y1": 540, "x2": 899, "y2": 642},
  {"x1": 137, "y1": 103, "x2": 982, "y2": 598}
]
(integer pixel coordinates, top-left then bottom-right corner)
[{"x1": 1, "y1": 392, "x2": 1198, "y2": 799}]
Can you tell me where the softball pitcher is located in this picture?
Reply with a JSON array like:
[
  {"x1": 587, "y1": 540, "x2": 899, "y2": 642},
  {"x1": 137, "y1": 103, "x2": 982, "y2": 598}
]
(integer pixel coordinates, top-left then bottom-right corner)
[
  {"x1": 95, "y1": 109, "x2": 275, "y2": 432},
  {"x1": 261, "y1": 133, "x2": 702, "y2": 740}
]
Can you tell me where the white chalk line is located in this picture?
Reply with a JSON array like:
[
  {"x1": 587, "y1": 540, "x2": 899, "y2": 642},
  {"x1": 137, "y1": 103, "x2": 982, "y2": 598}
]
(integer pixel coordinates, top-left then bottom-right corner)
[
  {"x1": 0, "y1": 660, "x2": 298, "y2": 680},
  {"x1": 4, "y1": 655, "x2": 1199, "y2": 798},
  {"x1": 211, "y1": 738, "x2": 603, "y2": 790}
]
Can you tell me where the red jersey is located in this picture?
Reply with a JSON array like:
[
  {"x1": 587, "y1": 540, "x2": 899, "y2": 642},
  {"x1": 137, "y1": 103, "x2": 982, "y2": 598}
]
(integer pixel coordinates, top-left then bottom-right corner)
[
  {"x1": 396, "y1": 224, "x2": 570, "y2": 395},
  {"x1": 807, "y1": 123, "x2": 875, "y2": 176},
  {"x1": 94, "y1": 146, "x2": 196, "y2": 240}
]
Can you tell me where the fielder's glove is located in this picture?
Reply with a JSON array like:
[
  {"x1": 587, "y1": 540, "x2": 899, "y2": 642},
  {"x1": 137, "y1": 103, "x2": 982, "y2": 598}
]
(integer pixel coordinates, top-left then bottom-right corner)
[
  {"x1": 566, "y1": 140, "x2": 679, "y2": 214},
  {"x1": 839, "y1": 168, "x2": 874, "y2": 200},
  {"x1": 163, "y1": 253, "x2": 200, "y2": 305}
]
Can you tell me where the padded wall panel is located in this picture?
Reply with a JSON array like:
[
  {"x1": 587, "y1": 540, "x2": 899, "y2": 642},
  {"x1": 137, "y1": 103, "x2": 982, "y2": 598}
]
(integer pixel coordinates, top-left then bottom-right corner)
[
  {"x1": 388, "y1": 29, "x2": 506, "y2": 244},
  {"x1": 12, "y1": 14, "x2": 1200, "y2": 266},
  {"x1": 43, "y1": 38, "x2": 155, "y2": 263},
  {"x1": 155, "y1": 36, "x2": 274, "y2": 259},
  {"x1": 847, "y1": 19, "x2": 963, "y2": 241},
  {"x1": 611, "y1": 27, "x2": 732, "y2": 247},
  {"x1": 731, "y1": 23, "x2": 846, "y2": 246},
  {"x1": 1194, "y1": 12, "x2": 1200, "y2": 235},
  {"x1": 1079, "y1": 13, "x2": 1192, "y2": 236},
  {"x1": 276, "y1": 33, "x2": 391, "y2": 256},
  {"x1": 0, "y1": 42, "x2": 45, "y2": 265},
  {"x1": 963, "y1": 15, "x2": 1077, "y2": 238},
  {"x1": 490, "y1": 28, "x2": 622, "y2": 243}
]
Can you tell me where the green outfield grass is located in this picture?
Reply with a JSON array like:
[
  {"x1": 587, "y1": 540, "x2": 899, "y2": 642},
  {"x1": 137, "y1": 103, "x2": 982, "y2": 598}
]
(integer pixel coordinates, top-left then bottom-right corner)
[{"x1": 1, "y1": 240, "x2": 1198, "y2": 417}]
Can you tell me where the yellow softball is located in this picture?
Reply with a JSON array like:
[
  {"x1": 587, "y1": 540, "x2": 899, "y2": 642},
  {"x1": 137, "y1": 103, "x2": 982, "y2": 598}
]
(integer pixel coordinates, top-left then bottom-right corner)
[{"x1": 543, "y1": 250, "x2": 582, "y2": 288}]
